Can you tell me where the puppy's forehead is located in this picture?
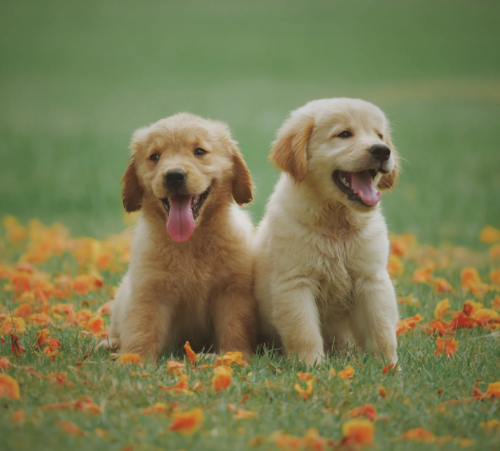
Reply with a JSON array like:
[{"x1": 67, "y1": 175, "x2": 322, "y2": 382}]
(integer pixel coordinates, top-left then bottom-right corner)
[{"x1": 320, "y1": 104, "x2": 386, "y2": 129}]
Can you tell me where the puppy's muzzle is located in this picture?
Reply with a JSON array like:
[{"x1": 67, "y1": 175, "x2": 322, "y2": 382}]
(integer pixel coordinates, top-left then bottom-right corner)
[
  {"x1": 164, "y1": 169, "x2": 187, "y2": 190},
  {"x1": 369, "y1": 144, "x2": 391, "y2": 163}
]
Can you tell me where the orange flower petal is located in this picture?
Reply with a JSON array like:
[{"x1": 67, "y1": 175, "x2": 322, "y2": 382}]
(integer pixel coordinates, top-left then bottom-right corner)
[
  {"x1": 117, "y1": 354, "x2": 141, "y2": 366},
  {"x1": 434, "y1": 337, "x2": 458, "y2": 357},
  {"x1": 341, "y1": 419, "x2": 374, "y2": 446},
  {"x1": 56, "y1": 420, "x2": 86, "y2": 436},
  {"x1": 169, "y1": 407, "x2": 204, "y2": 435},
  {"x1": 0, "y1": 374, "x2": 20, "y2": 400},
  {"x1": 184, "y1": 341, "x2": 199, "y2": 365},
  {"x1": 212, "y1": 366, "x2": 233, "y2": 392},
  {"x1": 338, "y1": 365, "x2": 355, "y2": 380},
  {"x1": 294, "y1": 379, "x2": 314, "y2": 400}
]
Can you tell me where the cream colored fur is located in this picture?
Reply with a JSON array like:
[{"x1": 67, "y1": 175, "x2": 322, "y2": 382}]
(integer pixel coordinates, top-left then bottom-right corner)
[{"x1": 255, "y1": 98, "x2": 400, "y2": 365}]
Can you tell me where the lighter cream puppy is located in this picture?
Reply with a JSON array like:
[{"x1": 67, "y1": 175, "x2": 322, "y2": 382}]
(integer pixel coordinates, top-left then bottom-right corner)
[
  {"x1": 255, "y1": 98, "x2": 400, "y2": 365},
  {"x1": 100, "y1": 113, "x2": 257, "y2": 360}
]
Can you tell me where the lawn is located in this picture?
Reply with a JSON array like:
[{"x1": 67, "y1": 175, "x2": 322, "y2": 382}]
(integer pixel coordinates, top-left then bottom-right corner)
[
  {"x1": 1, "y1": 1, "x2": 500, "y2": 450},
  {"x1": 0, "y1": 219, "x2": 499, "y2": 451}
]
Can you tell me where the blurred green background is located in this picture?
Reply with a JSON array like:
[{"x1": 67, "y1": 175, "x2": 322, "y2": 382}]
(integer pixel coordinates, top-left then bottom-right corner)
[{"x1": 1, "y1": 0, "x2": 499, "y2": 246}]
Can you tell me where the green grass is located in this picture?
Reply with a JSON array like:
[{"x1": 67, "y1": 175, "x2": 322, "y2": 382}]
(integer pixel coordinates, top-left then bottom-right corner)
[
  {"x1": 0, "y1": 222, "x2": 499, "y2": 451},
  {"x1": 1, "y1": 0, "x2": 499, "y2": 246}
]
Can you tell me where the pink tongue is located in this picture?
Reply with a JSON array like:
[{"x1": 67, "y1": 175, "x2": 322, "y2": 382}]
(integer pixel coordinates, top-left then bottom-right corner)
[
  {"x1": 166, "y1": 195, "x2": 195, "y2": 242},
  {"x1": 350, "y1": 171, "x2": 381, "y2": 206}
]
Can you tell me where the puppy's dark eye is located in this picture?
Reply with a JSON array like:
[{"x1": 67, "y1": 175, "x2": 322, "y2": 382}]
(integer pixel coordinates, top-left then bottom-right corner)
[
  {"x1": 150, "y1": 153, "x2": 160, "y2": 161},
  {"x1": 378, "y1": 133, "x2": 383, "y2": 140},
  {"x1": 337, "y1": 131, "x2": 353, "y2": 138},
  {"x1": 194, "y1": 148, "x2": 207, "y2": 156}
]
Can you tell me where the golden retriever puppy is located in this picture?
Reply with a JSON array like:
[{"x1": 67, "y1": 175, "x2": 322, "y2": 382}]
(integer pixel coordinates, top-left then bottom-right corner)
[
  {"x1": 255, "y1": 98, "x2": 400, "y2": 365},
  {"x1": 99, "y1": 113, "x2": 257, "y2": 361}
]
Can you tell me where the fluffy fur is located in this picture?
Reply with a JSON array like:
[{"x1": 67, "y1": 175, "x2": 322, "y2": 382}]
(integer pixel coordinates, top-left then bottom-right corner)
[
  {"x1": 100, "y1": 113, "x2": 257, "y2": 360},
  {"x1": 255, "y1": 98, "x2": 400, "y2": 365}
]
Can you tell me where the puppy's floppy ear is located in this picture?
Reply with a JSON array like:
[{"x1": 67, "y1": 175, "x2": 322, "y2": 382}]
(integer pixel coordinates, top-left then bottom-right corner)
[
  {"x1": 269, "y1": 112, "x2": 315, "y2": 184},
  {"x1": 378, "y1": 131, "x2": 400, "y2": 191},
  {"x1": 122, "y1": 126, "x2": 149, "y2": 212},
  {"x1": 231, "y1": 142, "x2": 254, "y2": 205},
  {"x1": 122, "y1": 157, "x2": 144, "y2": 212}
]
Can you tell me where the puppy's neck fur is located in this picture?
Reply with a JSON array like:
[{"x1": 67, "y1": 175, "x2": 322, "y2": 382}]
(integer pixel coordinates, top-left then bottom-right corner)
[{"x1": 280, "y1": 174, "x2": 376, "y2": 237}]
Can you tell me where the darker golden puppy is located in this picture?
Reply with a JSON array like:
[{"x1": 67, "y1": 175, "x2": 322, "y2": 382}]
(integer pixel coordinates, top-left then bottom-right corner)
[{"x1": 100, "y1": 113, "x2": 257, "y2": 360}]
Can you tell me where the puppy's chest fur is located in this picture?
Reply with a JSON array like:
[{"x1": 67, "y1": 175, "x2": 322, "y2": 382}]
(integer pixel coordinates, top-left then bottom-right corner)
[{"x1": 299, "y1": 223, "x2": 381, "y2": 314}]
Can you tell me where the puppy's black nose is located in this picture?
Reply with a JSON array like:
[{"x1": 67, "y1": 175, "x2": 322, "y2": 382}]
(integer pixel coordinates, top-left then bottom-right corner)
[
  {"x1": 369, "y1": 144, "x2": 391, "y2": 162},
  {"x1": 164, "y1": 169, "x2": 187, "y2": 189}
]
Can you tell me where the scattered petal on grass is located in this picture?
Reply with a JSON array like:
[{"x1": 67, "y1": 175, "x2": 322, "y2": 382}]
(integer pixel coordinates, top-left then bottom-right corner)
[
  {"x1": 0, "y1": 374, "x2": 20, "y2": 399},
  {"x1": 0, "y1": 357, "x2": 12, "y2": 371},
  {"x1": 434, "y1": 277, "x2": 452, "y2": 293},
  {"x1": 86, "y1": 316, "x2": 104, "y2": 334},
  {"x1": 56, "y1": 420, "x2": 86, "y2": 437},
  {"x1": 47, "y1": 372, "x2": 72, "y2": 387},
  {"x1": 212, "y1": 366, "x2": 233, "y2": 392},
  {"x1": 159, "y1": 374, "x2": 192, "y2": 395},
  {"x1": 36, "y1": 328, "x2": 50, "y2": 348},
  {"x1": 297, "y1": 371, "x2": 313, "y2": 381},
  {"x1": 169, "y1": 407, "x2": 204, "y2": 435},
  {"x1": 227, "y1": 404, "x2": 256, "y2": 420},
  {"x1": 382, "y1": 363, "x2": 397, "y2": 376},
  {"x1": 43, "y1": 396, "x2": 100, "y2": 414},
  {"x1": 337, "y1": 365, "x2": 355, "y2": 380},
  {"x1": 481, "y1": 381, "x2": 500, "y2": 399},
  {"x1": 480, "y1": 419, "x2": 500, "y2": 433},
  {"x1": 413, "y1": 263, "x2": 435, "y2": 284},
  {"x1": 141, "y1": 402, "x2": 169, "y2": 415},
  {"x1": 395, "y1": 428, "x2": 454, "y2": 444},
  {"x1": 215, "y1": 351, "x2": 246, "y2": 367},
  {"x1": 434, "y1": 298, "x2": 450, "y2": 319},
  {"x1": 0, "y1": 317, "x2": 26, "y2": 335},
  {"x1": 378, "y1": 386, "x2": 387, "y2": 399},
  {"x1": 434, "y1": 337, "x2": 458, "y2": 357},
  {"x1": 166, "y1": 360, "x2": 186, "y2": 374},
  {"x1": 396, "y1": 428, "x2": 437, "y2": 443},
  {"x1": 479, "y1": 225, "x2": 500, "y2": 243},
  {"x1": 489, "y1": 269, "x2": 500, "y2": 284},
  {"x1": 396, "y1": 314, "x2": 423, "y2": 336},
  {"x1": 461, "y1": 267, "x2": 488, "y2": 298},
  {"x1": 344, "y1": 404, "x2": 377, "y2": 421},
  {"x1": 341, "y1": 419, "x2": 374, "y2": 447},
  {"x1": 387, "y1": 254, "x2": 404, "y2": 277},
  {"x1": 117, "y1": 354, "x2": 141, "y2": 366},
  {"x1": 184, "y1": 341, "x2": 199, "y2": 365},
  {"x1": 472, "y1": 308, "x2": 499, "y2": 325},
  {"x1": 294, "y1": 379, "x2": 313, "y2": 400},
  {"x1": 95, "y1": 428, "x2": 111, "y2": 439}
]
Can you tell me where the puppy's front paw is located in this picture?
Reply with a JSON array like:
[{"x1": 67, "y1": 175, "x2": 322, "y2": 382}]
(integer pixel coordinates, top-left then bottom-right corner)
[{"x1": 98, "y1": 336, "x2": 120, "y2": 351}]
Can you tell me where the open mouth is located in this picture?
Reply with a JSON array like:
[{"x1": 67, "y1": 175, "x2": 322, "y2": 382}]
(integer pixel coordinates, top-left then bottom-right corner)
[
  {"x1": 160, "y1": 185, "x2": 212, "y2": 243},
  {"x1": 161, "y1": 185, "x2": 211, "y2": 220},
  {"x1": 333, "y1": 169, "x2": 381, "y2": 207}
]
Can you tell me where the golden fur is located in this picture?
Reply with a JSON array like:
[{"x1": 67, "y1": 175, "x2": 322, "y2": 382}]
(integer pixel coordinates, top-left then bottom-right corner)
[
  {"x1": 99, "y1": 113, "x2": 257, "y2": 360},
  {"x1": 255, "y1": 98, "x2": 400, "y2": 365}
]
